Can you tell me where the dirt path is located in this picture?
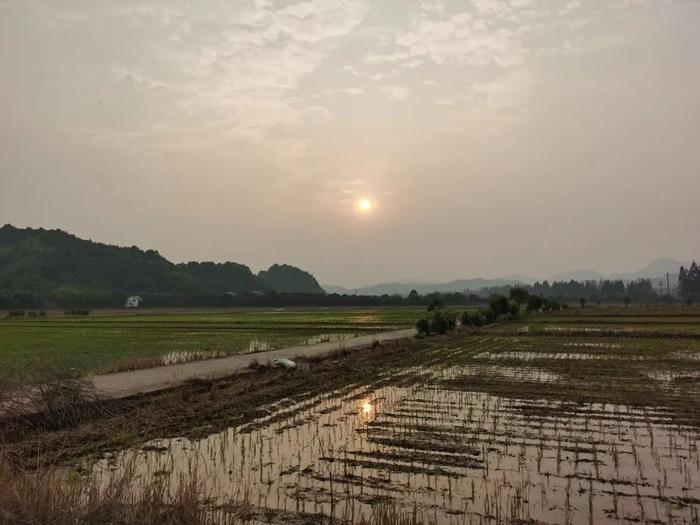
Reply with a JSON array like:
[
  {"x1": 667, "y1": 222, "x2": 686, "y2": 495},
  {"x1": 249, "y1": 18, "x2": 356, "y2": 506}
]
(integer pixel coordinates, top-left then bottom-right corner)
[{"x1": 91, "y1": 328, "x2": 416, "y2": 399}]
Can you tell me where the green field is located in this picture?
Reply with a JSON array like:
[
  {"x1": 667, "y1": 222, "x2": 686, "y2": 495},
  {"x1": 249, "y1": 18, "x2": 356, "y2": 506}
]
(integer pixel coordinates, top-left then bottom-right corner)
[{"x1": 0, "y1": 308, "x2": 425, "y2": 383}]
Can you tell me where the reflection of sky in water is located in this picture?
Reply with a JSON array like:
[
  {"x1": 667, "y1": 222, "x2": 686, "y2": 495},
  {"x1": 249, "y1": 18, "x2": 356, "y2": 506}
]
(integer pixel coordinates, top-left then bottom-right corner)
[
  {"x1": 151, "y1": 332, "x2": 362, "y2": 366},
  {"x1": 88, "y1": 371, "x2": 699, "y2": 525}
]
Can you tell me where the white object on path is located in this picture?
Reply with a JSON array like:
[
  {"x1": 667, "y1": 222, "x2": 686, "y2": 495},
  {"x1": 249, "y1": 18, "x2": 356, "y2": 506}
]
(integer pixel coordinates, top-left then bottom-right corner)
[{"x1": 273, "y1": 358, "x2": 297, "y2": 369}]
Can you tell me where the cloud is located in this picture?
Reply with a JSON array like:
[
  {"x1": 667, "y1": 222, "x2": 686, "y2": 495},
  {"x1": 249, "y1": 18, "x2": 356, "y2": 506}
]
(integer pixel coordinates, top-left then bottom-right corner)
[
  {"x1": 111, "y1": 67, "x2": 170, "y2": 91},
  {"x1": 325, "y1": 86, "x2": 365, "y2": 96},
  {"x1": 418, "y1": 0, "x2": 445, "y2": 14},
  {"x1": 42, "y1": 0, "x2": 370, "y2": 147},
  {"x1": 472, "y1": 68, "x2": 534, "y2": 111},
  {"x1": 379, "y1": 85, "x2": 409, "y2": 101},
  {"x1": 434, "y1": 97, "x2": 455, "y2": 106},
  {"x1": 559, "y1": 0, "x2": 582, "y2": 16},
  {"x1": 366, "y1": 5, "x2": 529, "y2": 70}
]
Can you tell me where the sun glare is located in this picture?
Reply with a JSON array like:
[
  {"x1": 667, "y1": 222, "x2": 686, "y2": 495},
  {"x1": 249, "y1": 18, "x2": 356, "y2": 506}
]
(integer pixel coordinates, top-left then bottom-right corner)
[{"x1": 357, "y1": 198, "x2": 373, "y2": 213}]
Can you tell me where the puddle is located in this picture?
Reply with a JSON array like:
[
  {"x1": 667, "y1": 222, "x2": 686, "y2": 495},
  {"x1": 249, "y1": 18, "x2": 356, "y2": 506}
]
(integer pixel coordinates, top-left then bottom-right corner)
[
  {"x1": 542, "y1": 327, "x2": 633, "y2": 334},
  {"x1": 242, "y1": 333, "x2": 361, "y2": 355},
  {"x1": 476, "y1": 351, "x2": 614, "y2": 361},
  {"x1": 160, "y1": 350, "x2": 227, "y2": 365},
  {"x1": 646, "y1": 370, "x2": 700, "y2": 383},
  {"x1": 562, "y1": 342, "x2": 623, "y2": 349}
]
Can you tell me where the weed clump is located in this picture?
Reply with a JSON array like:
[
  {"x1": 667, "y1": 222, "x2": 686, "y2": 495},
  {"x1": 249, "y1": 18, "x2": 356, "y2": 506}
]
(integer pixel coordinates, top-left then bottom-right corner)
[{"x1": 1, "y1": 369, "x2": 102, "y2": 439}]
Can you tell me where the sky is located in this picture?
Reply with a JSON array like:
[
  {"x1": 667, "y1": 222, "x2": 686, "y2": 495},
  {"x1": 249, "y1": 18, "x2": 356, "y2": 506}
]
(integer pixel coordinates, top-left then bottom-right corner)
[{"x1": 1, "y1": 0, "x2": 699, "y2": 287}]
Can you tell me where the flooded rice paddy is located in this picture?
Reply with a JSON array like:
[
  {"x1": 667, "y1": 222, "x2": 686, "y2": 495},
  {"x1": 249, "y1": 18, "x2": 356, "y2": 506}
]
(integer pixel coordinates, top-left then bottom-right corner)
[
  {"x1": 157, "y1": 333, "x2": 360, "y2": 366},
  {"x1": 87, "y1": 331, "x2": 700, "y2": 524}
]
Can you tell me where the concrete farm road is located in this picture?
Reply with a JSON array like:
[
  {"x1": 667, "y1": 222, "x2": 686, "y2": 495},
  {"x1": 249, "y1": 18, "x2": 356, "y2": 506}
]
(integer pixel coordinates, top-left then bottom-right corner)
[{"x1": 91, "y1": 328, "x2": 416, "y2": 400}]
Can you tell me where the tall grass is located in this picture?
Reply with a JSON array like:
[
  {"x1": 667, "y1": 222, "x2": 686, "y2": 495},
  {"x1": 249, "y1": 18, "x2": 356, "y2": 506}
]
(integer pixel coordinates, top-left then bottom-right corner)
[
  {"x1": 0, "y1": 371, "x2": 105, "y2": 441},
  {"x1": 0, "y1": 452, "x2": 232, "y2": 525},
  {"x1": 0, "y1": 451, "x2": 431, "y2": 524}
]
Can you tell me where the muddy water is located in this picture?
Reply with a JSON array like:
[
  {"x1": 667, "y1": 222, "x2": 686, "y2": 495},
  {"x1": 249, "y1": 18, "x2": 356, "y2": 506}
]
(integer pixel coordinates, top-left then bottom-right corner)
[{"x1": 90, "y1": 365, "x2": 699, "y2": 524}]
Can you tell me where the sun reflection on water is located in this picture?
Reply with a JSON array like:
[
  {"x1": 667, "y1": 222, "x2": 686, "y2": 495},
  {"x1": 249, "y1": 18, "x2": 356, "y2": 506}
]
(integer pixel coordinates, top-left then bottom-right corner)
[{"x1": 360, "y1": 399, "x2": 375, "y2": 421}]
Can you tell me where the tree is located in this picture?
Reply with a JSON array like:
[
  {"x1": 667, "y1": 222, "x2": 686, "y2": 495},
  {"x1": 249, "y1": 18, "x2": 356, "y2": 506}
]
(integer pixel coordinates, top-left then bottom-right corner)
[
  {"x1": 489, "y1": 295, "x2": 511, "y2": 317},
  {"x1": 509, "y1": 287, "x2": 529, "y2": 305},
  {"x1": 427, "y1": 298, "x2": 444, "y2": 312},
  {"x1": 579, "y1": 298, "x2": 586, "y2": 309},
  {"x1": 626, "y1": 279, "x2": 657, "y2": 305},
  {"x1": 509, "y1": 302, "x2": 520, "y2": 315},
  {"x1": 623, "y1": 296, "x2": 630, "y2": 307},
  {"x1": 543, "y1": 297, "x2": 560, "y2": 311},
  {"x1": 417, "y1": 301, "x2": 457, "y2": 336},
  {"x1": 679, "y1": 262, "x2": 700, "y2": 304},
  {"x1": 601, "y1": 280, "x2": 626, "y2": 302},
  {"x1": 526, "y1": 295, "x2": 544, "y2": 312}
]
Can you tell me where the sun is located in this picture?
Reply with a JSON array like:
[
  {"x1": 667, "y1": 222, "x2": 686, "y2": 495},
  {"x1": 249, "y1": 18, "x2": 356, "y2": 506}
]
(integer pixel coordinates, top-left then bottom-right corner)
[{"x1": 357, "y1": 198, "x2": 373, "y2": 213}]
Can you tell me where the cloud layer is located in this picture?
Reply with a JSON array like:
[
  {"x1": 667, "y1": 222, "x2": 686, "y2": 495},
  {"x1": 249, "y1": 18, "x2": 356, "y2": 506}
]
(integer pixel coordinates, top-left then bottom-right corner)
[{"x1": 0, "y1": 0, "x2": 698, "y2": 286}]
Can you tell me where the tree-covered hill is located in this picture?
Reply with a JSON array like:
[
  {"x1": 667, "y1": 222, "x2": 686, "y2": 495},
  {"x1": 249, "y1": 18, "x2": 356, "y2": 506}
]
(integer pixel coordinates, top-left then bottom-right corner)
[
  {"x1": 258, "y1": 264, "x2": 322, "y2": 294},
  {"x1": 0, "y1": 224, "x2": 324, "y2": 308}
]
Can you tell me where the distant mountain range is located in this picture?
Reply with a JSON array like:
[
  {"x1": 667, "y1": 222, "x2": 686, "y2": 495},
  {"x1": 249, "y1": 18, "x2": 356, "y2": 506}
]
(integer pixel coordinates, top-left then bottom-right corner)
[
  {"x1": 551, "y1": 258, "x2": 688, "y2": 283},
  {"x1": 324, "y1": 258, "x2": 688, "y2": 296},
  {"x1": 0, "y1": 224, "x2": 324, "y2": 307},
  {"x1": 324, "y1": 278, "x2": 526, "y2": 296}
]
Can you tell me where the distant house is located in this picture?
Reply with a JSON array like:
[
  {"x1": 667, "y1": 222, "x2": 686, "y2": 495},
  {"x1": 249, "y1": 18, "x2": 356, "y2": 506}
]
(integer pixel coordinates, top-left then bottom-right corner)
[
  {"x1": 248, "y1": 290, "x2": 265, "y2": 296},
  {"x1": 125, "y1": 296, "x2": 142, "y2": 308}
]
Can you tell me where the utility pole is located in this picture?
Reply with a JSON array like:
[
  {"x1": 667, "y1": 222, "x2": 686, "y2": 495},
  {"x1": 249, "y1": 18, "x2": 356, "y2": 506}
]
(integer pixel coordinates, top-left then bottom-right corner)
[{"x1": 666, "y1": 273, "x2": 671, "y2": 296}]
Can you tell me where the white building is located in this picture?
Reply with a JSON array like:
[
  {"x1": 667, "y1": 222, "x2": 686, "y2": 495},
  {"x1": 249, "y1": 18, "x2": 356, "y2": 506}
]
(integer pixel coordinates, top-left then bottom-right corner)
[{"x1": 125, "y1": 296, "x2": 142, "y2": 308}]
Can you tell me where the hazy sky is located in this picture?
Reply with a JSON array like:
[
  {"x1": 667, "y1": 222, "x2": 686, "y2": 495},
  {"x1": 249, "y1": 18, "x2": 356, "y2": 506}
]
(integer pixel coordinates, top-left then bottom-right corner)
[{"x1": 1, "y1": 0, "x2": 698, "y2": 286}]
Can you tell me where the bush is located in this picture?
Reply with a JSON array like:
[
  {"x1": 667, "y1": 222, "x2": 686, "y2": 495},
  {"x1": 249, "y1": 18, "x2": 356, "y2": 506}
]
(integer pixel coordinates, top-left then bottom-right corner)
[
  {"x1": 460, "y1": 311, "x2": 485, "y2": 327},
  {"x1": 483, "y1": 308, "x2": 497, "y2": 324},
  {"x1": 542, "y1": 298, "x2": 560, "y2": 311},
  {"x1": 430, "y1": 310, "x2": 456, "y2": 334},
  {"x1": 415, "y1": 318, "x2": 430, "y2": 336},
  {"x1": 416, "y1": 303, "x2": 457, "y2": 336},
  {"x1": 526, "y1": 295, "x2": 544, "y2": 312},
  {"x1": 489, "y1": 296, "x2": 510, "y2": 316},
  {"x1": 65, "y1": 309, "x2": 90, "y2": 316},
  {"x1": 509, "y1": 287, "x2": 529, "y2": 305}
]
